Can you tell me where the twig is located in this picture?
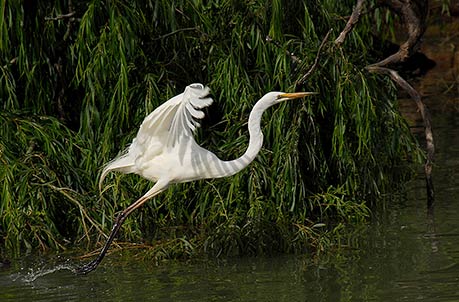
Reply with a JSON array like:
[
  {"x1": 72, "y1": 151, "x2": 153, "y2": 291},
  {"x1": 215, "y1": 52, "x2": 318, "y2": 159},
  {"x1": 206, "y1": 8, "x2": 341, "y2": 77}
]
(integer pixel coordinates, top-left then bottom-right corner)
[
  {"x1": 153, "y1": 27, "x2": 200, "y2": 40},
  {"x1": 335, "y1": 0, "x2": 365, "y2": 46},
  {"x1": 296, "y1": 29, "x2": 333, "y2": 87},
  {"x1": 266, "y1": 35, "x2": 302, "y2": 64},
  {"x1": 64, "y1": 0, "x2": 75, "y2": 41},
  {"x1": 2, "y1": 57, "x2": 17, "y2": 69},
  {"x1": 45, "y1": 11, "x2": 76, "y2": 21},
  {"x1": 47, "y1": 184, "x2": 107, "y2": 241},
  {"x1": 370, "y1": 1, "x2": 428, "y2": 67}
]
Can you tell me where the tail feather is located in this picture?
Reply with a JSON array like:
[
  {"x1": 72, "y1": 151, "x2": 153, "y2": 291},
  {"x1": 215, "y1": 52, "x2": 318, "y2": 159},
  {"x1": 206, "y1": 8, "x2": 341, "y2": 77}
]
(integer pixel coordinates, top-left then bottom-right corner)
[{"x1": 99, "y1": 153, "x2": 135, "y2": 191}]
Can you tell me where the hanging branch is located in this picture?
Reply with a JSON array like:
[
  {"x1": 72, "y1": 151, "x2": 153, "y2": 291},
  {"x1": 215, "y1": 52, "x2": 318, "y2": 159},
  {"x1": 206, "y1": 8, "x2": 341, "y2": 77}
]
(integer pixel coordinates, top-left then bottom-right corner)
[
  {"x1": 296, "y1": 29, "x2": 333, "y2": 87},
  {"x1": 335, "y1": 0, "x2": 365, "y2": 46},
  {"x1": 366, "y1": 66, "x2": 434, "y2": 202},
  {"x1": 153, "y1": 27, "x2": 201, "y2": 41},
  {"x1": 370, "y1": 0, "x2": 428, "y2": 66},
  {"x1": 266, "y1": 29, "x2": 332, "y2": 89},
  {"x1": 336, "y1": 0, "x2": 434, "y2": 205},
  {"x1": 265, "y1": 35, "x2": 302, "y2": 64},
  {"x1": 44, "y1": 11, "x2": 76, "y2": 21}
]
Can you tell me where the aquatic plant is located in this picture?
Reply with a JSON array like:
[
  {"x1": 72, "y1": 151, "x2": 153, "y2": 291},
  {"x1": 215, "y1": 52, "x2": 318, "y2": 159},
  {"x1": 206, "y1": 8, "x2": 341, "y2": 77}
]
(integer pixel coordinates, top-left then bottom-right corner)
[{"x1": 0, "y1": 0, "x2": 421, "y2": 259}]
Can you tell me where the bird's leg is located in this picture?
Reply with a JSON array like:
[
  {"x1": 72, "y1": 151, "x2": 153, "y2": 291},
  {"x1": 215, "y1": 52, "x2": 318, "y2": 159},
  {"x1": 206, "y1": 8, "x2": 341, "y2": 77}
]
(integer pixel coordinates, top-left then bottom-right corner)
[
  {"x1": 75, "y1": 182, "x2": 169, "y2": 274},
  {"x1": 75, "y1": 209, "x2": 130, "y2": 274}
]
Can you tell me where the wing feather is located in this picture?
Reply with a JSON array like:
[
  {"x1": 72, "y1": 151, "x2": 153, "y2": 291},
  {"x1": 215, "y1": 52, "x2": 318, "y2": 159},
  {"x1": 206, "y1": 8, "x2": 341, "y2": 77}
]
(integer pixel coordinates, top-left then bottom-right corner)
[
  {"x1": 131, "y1": 83, "x2": 213, "y2": 158},
  {"x1": 101, "y1": 84, "x2": 212, "y2": 183}
]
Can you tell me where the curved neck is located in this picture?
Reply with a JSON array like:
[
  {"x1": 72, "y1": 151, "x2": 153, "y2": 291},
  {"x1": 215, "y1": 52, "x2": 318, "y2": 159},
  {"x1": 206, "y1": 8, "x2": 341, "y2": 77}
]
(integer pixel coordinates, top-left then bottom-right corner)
[{"x1": 214, "y1": 99, "x2": 273, "y2": 177}]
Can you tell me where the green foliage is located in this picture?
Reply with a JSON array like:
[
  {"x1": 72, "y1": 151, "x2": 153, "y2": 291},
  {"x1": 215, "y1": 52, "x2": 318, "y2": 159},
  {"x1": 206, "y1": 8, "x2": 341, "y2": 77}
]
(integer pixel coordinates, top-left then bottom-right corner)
[{"x1": 0, "y1": 0, "x2": 422, "y2": 258}]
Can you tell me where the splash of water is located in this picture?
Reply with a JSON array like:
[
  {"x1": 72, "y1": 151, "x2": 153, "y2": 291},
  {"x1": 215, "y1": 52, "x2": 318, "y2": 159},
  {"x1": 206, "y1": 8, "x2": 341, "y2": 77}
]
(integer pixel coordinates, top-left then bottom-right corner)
[{"x1": 12, "y1": 263, "x2": 76, "y2": 283}]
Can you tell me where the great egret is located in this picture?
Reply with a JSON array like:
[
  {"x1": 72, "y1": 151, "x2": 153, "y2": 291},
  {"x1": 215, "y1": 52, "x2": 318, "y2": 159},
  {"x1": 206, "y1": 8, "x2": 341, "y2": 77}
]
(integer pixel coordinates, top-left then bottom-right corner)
[{"x1": 76, "y1": 83, "x2": 315, "y2": 274}]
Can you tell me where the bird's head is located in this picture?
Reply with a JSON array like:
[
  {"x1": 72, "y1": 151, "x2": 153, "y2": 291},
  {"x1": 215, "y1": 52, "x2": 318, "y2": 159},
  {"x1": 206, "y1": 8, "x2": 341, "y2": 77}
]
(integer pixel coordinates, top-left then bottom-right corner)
[
  {"x1": 274, "y1": 91, "x2": 318, "y2": 103},
  {"x1": 248, "y1": 91, "x2": 318, "y2": 117},
  {"x1": 258, "y1": 91, "x2": 317, "y2": 109}
]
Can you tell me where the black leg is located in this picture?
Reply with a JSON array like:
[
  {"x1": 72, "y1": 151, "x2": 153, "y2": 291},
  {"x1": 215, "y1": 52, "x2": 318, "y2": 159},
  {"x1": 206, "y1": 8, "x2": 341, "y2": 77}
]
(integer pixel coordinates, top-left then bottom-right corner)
[
  {"x1": 74, "y1": 182, "x2": 169, "y2": 274},
  {"x1": 75, "y1": 211, "x2": 128, "y2": 274}
]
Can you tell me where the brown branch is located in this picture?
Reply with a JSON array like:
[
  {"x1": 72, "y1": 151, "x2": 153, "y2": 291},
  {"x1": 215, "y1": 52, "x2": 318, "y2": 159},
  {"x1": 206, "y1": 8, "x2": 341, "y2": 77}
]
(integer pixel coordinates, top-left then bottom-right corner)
[
  {"x1": 366, "y1": 66, "x2": 434, "y2": 204},
  {"x1": 267, "y1": 29, "x2": 331, "y2": 88},
  {"x1": 2, "y1": 57, "x2": 18, "y2": 69},
  {"x1": 154, "y1": 27, "x2": 201, "y2": 41},
  {"x1": 371, "y1": 0, "x2": 428, "y2": 67},
  {"x1": 63, "y1": 0, "x2": 75, "y2": 41},
  {"x1": 45, "y1": 11, "x2": 76, "y2": 21},
  {"x1": 335, "y1": 0, "x2": 365, "y2": 46},
  {"x1": 266, "y1": 35, "x2": 302, "y2": 64},
  {"x1": 296, "y1": 29, "x2": 333, "y2": 88},
  {"x1": 335, "y1": 0, "x2": 434, "y2": 205}
]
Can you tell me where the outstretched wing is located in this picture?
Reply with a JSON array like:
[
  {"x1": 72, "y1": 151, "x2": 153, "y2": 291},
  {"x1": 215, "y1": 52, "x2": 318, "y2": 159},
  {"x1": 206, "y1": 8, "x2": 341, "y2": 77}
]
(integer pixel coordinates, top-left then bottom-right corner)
[
  {"x1": 99, "y1": 84, "x2": 213, "y2": 186},
  {"x1": 134, "y1": 83, "x2": 213, "y2": 150}
]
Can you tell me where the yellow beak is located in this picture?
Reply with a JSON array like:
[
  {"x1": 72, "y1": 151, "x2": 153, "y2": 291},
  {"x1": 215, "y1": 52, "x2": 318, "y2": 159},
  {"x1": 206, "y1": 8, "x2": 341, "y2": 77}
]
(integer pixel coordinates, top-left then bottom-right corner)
[{"x1": 278, "y1": 92, "x2": 318, "y2": 100}]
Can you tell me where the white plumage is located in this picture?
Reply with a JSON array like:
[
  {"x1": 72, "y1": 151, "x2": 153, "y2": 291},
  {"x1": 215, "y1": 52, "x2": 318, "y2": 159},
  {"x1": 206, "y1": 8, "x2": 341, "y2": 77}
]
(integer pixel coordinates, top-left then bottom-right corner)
[
  {"x1": 100, "y1": 83, "x2": 214, "y2": 185},
  {"x1": 77, "y1": 83, "x2": 315, "y2": 274}
]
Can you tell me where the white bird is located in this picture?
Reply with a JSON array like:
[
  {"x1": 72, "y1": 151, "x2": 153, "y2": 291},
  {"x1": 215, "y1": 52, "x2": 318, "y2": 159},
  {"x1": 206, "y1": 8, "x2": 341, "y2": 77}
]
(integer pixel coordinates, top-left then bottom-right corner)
[{"x1": 76, "y1": 83, "x2": 315, "y2": 274}]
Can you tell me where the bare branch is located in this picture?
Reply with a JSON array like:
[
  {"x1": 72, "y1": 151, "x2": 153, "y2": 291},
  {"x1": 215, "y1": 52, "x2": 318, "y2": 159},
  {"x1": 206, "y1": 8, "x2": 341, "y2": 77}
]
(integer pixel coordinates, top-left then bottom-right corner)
[
  {"x1": 2, "y1": 57, "x2": 18, "y2": 69},
  {"x1": 45, "y1": 11, "x2": 75, "y2": 21},
  {"x1": 366, "y1": 65, "x2": 434, "y2": 204},
  {"x1": 335, "y1": 0, "x2": 434, "y2": 204},
  {"x1": 370, "y1": 0, "x2": 428, "y2": 67},
  {"x1": 153, "y1": 27, "x2": 201, "y2": 41},
  {"x1": 335, "y1": 0, "x2": 365, "y2": 46},
  {"x1": 296, "y1": 29, "x2": 333, "y2": 87},
  {"x1": 266, "y1": 35, "x2": 302, "y2": 64}
]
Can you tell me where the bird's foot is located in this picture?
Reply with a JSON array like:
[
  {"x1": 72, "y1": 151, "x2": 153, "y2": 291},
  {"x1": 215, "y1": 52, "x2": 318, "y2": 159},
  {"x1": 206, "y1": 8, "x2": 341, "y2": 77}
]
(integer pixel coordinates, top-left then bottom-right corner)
[{"x1": 74, "y1": 259, "x2": 100, "y2": 275}]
